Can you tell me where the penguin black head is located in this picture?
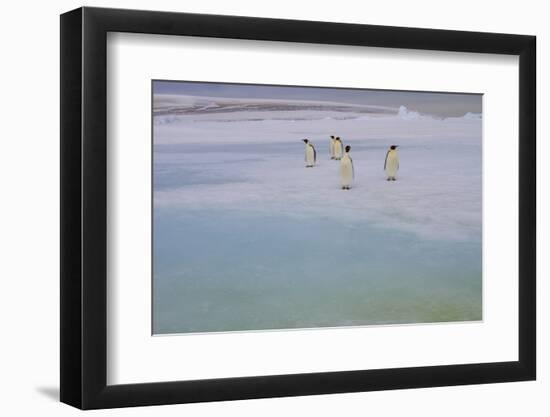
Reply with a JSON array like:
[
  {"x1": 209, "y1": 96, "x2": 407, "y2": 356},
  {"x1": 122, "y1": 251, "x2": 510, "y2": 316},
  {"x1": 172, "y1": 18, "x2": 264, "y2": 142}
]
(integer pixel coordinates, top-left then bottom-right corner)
[
  {"x1": 345, "y1": 145, "x2": 351, "y2": 152},
  {"x1": 302, "y1": 139, "x2": 309, "y2": 144},
  {"x1": 336, "y1": 137, "x2": 341, "y2": 141},
  {"x1": 390, "y1": 145, "x2": 398, "y2": 150},
  {"x1": 330, "y1": 135, "x2": 335, "y2": 139}
]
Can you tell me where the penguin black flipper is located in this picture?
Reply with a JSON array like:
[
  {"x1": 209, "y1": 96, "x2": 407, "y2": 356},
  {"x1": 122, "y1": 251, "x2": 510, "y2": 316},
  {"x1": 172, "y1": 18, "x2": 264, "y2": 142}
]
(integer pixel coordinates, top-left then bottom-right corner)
[
  {"x1": 312, "y1": 145, "x2": 316, "y2": 163},
  {"x1": 384, "y1": 150, "x2": 390, "y2": 170},
  {"x1": 350, "y1": 156, "x2": 354, "y2": 179}
]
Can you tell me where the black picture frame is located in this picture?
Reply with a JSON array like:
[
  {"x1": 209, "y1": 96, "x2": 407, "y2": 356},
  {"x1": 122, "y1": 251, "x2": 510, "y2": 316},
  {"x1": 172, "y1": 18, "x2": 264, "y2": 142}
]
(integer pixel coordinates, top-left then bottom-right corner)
[{"x1": 60, "y1": 6, "x2": 536, "y2": 410}]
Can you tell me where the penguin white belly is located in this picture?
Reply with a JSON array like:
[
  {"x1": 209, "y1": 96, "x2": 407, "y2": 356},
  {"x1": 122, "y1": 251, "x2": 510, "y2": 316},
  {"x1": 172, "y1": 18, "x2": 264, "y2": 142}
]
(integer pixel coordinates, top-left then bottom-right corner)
[
  {"x1": 329, "y1": 140, "x2": 335, "y2": 158},
  {"x1": 385, "y1": 152, "x2": 399, "y2": 177},
  {"x1": 305, "y1": 145, "x2": 315, "y2": 166},
  {"x1": 340, "y1": 155, "x2": 354, "y2": 187},
  {"x1": 334, "y1": 142, "x2": 343, "y2": 159}
]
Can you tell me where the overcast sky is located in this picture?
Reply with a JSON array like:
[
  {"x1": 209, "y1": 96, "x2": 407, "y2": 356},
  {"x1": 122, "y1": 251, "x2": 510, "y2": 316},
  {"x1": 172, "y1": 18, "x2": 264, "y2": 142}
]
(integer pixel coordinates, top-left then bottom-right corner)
[{"x1": 153, "y1": 80, "x2": 482, "y2": 117}]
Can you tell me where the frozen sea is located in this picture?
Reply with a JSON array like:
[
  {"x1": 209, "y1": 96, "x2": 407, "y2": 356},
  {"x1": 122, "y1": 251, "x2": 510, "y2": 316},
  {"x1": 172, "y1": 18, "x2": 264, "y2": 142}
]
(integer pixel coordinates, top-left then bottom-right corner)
[{"x1": 152, "y1": 95, "x2": 482, "y2": 334}]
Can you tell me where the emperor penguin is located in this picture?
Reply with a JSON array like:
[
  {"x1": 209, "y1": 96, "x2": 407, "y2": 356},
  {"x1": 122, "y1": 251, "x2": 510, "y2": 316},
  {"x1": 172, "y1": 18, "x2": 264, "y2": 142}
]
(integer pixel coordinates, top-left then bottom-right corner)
[
  {"x1": 384, "y1": 145, "x2": 399, "y2": 181},
  {"x1": 302, "y1": 139, "x2": 316, "y2": 167},
  {"x1": 329, "y1": 135, "x2": 336, "y2": 159},
  {"x1": 340, "y1": 145, "x2": 354, "y2": 190},
  {"x1": 333, "y1": 137, "x2": 344, "y2": 160}
]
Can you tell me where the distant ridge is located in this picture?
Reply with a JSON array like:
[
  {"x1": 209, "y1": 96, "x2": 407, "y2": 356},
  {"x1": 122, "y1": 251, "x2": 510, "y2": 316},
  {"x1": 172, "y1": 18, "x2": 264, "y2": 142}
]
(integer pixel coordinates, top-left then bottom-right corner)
[{"x1": 153, "y1": 94, "x2": 397, "y2": 116}]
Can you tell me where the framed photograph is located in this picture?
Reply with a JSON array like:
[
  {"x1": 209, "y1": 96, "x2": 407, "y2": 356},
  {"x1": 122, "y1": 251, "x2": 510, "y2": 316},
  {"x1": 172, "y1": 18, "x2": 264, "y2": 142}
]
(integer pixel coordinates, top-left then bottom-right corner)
[{"x1": 60, "y1": 7, "x2": 536, "y2": 409}]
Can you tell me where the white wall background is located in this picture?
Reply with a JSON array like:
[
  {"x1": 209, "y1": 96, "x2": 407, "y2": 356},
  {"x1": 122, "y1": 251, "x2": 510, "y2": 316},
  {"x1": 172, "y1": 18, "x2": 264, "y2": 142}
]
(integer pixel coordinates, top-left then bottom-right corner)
[{"x1": 0, "y1": 0, "x2": 545, "y2": 415}]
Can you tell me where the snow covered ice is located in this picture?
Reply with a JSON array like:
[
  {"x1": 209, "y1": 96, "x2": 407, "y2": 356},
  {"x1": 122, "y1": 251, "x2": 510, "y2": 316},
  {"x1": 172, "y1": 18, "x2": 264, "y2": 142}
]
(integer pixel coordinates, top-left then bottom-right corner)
[{"x1": 154, "y1": 95, "x2": 481, "y2": 242}]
